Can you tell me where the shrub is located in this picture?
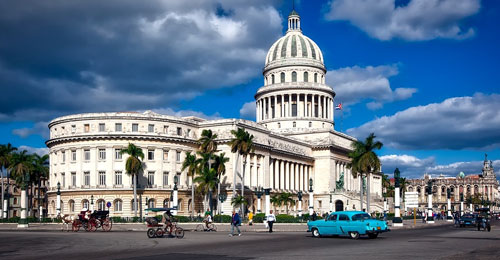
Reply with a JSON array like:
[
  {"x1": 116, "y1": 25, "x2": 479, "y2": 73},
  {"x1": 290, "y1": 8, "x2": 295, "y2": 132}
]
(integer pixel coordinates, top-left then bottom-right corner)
[
  {"x1": 276, "y1": 214, "x2": 299, "y2": 223},
  {"x1": 174, "y1": 215, "x2": 190, "y2": 223},
  {"x1": 214, "y1": 214, "x2": 232, "y2": 223},
  {"x1": 252, "y1": 213, "x2": 266, "y2": 223}
]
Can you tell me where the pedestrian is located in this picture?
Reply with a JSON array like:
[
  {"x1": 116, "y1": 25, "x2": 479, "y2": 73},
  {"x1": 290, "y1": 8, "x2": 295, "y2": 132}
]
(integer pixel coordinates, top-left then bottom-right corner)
[
  {"x1": 311, "y1": 211, "x2": 317, "y2": 221},
  {"x1": 266, "y1": 210, "x2": 276, "y2": 233},
  {"x1": 248, "y1": 211, "x2": 254, "y2": 226},
  {"x1": 229, "y1": 209, "x2": 241, "y2": 237}
]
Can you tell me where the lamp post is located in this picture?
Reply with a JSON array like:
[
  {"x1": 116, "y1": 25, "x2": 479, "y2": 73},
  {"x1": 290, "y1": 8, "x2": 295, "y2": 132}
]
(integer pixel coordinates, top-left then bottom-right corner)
[
  {"x1": 393, "y1": 168, "x2": 403, "y2": 226},
  {"x1": 264, "y1": 188, "x2": 271, "y2": 216},
  {"x1": 145, "y1": 196, "x2": 149, "y2": 218},
  {"x1": 329, "y1": 194, "x2": 333, "y2": 213},
  {"x1": 446, "y1": 188, "x2": 452, "y2": 221},
  {"x1": 298, "y1": 191, "x2": 303, "y2": 217},
  {"x1": 308, "y1": 178, "x2": 314, "y2": 215},
  {"x1": 426, "y1": 180, "x2": 435, "y2": 224},
  {"x1": 90, "y1": 194, "x2": 94, "y2": 211},
  {"x1": 18, "y1": 172, "x2": 30, "y2": 228},
  {"x1": 255, "y1": 187, "x2": 263, "y2": 213},
  {"x1": 460, "y1": 193, "x2": 464, "y2": 216},
  {"x1": 56, "y1": 181, "x2": 61, "y2": 216},
  {"x1": 218, "y1": 193, "x2": 227, "y2": 217},
  {"x1": 173, "y1": 175, "x2": 178, "y2": 215}
]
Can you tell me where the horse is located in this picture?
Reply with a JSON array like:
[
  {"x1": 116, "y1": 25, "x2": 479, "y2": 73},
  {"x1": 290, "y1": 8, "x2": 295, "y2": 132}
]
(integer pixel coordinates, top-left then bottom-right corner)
[{"x1": 57, "y1": 213, "x2": 75, "y2": 232}]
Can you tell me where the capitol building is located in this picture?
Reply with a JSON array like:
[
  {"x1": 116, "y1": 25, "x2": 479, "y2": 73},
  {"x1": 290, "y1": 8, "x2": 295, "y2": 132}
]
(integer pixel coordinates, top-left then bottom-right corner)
[{"x1": 46, "y1": 10, "x2": 384, "y2": 218}]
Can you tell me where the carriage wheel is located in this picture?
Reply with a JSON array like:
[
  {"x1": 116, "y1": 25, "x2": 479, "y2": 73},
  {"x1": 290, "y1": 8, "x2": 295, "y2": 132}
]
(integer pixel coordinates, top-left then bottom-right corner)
[
  {"x1": 175, "y1": 228, "x2": 185, "y2": 239},
  {"x1": 208, "y1": 224, "x2": 217, "y2": 232},
  {"x1": 83, "y1": 222, "x2": 90, "y2": 232},
  {"x1": 195, "y1": 224, "x2": 204, "y2": 232},
  {"x1": 102, "y1": 219, "x2": 112, "y2": 232},
  {"x1": 147, "y1": 228, "x2": 156, "y2": 238},
  {"x1": 156, "y1": 228, "x2": 164, "y2": 238},
  {"x1": 72, "y1": 221, "x2": 80, "y2": 232}
]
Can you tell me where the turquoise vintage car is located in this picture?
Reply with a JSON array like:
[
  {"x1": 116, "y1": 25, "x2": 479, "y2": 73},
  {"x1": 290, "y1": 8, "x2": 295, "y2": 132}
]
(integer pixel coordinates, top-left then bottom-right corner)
[{"x1": 307, "y1": 211, "x2": 389, "y2": 239}]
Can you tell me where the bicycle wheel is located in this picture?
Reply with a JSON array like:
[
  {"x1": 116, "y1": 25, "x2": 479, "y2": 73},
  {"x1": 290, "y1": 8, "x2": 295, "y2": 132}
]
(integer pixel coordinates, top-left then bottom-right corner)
[
  {"x1": 208, "y1": 223, "x2": 217, "y2": 232},
  {"x1": 156, "y1": 228, "x2": 164, "y2": 238},
  {"x1": 147, "y1": 228, "x2": 156, "y2": 238},
  {"x1": 175, "y1": 228, "x2": 185, "y2": 239},
  {"x1": 102, "y1": 219, "x2": 112, "y2": 232},
  {"x1": 195, "y1": 224, "x2": 204, "y2": 232}
]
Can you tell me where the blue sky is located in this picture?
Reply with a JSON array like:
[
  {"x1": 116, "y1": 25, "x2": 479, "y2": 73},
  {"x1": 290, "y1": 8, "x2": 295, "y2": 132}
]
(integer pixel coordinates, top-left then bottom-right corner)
[{"x1": 0, "y1": 0, "x2": 499, "y2": 178}]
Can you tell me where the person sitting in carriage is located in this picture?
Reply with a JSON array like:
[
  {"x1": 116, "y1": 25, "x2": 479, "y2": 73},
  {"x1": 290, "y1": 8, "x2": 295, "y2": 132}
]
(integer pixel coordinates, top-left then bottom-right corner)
[{"x1": 162, "y1": 209, "x2": 174, "y2": 236}]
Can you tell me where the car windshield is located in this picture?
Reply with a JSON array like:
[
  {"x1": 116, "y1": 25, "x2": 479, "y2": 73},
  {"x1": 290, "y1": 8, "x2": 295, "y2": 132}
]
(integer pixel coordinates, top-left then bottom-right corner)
[{"x1": 351, "y1": 213, "x2": 371, "y2": 221}]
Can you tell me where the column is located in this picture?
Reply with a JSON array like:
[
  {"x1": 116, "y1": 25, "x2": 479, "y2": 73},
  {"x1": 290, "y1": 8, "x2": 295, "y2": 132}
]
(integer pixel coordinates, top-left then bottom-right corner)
[
  {"x1": 265, "y1": 189, "x2": 271, "y2": 216},
  {"x1": 280, "y1": 160, "x2": 285, "y2": 190},
  {"x1": 393, "y1": 186, "x2": 403, "y2": 226},
  {"x1": 312, "y1": 95, "x2": 316, "y2": 117},
  {"x1": 299, "y1": 164, "x2": 304, "y2": 191},
  {"x1": 264, "y1": 154, "x2": 270, "y2": 189},
  {"x1": 269, "y1": 158, "x2": 274, "y2": 189},
  {"x1": 274, "y1": 159, "x2": 279, "y2": 190}
]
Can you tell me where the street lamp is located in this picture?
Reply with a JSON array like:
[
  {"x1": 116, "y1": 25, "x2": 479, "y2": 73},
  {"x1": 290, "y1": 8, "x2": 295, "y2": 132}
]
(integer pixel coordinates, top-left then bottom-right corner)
[
  {"x1": 173, "y1": 175, "x2": 179, "y2": 215},
  {"x1": 446, "y1": 188, "x2": 452, "y2": 221},
  {"x1": 297, "y1": 191, "x2": 303, "y2": 218},
  {"x1": 308, "y1": 178, "x2": 314, "y2": 215},
  {"x1": 56, "y1": 181, "x2": 61, "y2": 217},
  {"x1": 90, "y1": 195, "x2": 94, "y2": 211},
  {"x1": 393, "y1": 168, "x2": 403, "y2": 226},
  {"x1": 255, "y1": 187, "x2": 263, "y2": 213}
]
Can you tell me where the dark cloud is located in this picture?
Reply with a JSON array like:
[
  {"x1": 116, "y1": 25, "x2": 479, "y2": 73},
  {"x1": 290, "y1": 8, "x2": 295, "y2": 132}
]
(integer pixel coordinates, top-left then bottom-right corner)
[{"x1": 0, "y1": 0, "x2": 283, "y2": 122}]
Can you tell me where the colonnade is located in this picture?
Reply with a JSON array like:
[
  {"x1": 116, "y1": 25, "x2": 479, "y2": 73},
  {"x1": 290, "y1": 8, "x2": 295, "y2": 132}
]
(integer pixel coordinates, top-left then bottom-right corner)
[
  {"x1": 256, "y1": 93, "x2": 333, "y2": 121},
  {"x1": 412, "y1": 183, "x2": 497, "y2": 203},
  {"x1": 269, "y1": 159, "x2": 311, "y2": 192},
  {"x1": 334, "y1": 160, "x2": 354, "y2": 191}
]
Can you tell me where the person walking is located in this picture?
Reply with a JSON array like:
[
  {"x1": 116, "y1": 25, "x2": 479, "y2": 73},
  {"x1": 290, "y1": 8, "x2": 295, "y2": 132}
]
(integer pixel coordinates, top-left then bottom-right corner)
[
  {"x1": 229, "y1": 209, "x2": 241, "y2": 237},
  {"x1": 266, "y1": 210, "x2": 276, "y2": 233},
  {"x1": 248, "y1": 211, "x2": 254, "y2": 226}
]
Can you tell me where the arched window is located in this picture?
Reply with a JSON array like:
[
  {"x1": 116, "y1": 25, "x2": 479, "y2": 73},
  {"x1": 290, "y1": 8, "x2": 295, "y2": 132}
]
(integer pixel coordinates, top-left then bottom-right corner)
[
  {"x1": 293, "y1": 121, "x2": 297, "y2": 127},
  {"x1": 148, "y1": 198, "x2": 155, "y2": 208},
  {"x1": 82, "y1": 199, "x2": 89, "y2": 210},
  {"x1": 314, "y1": 73, "x2": 318, "y2": 83},
  {"x1": 188, "y1": 199, "x2": 192, "y2": 211},
  {"x1": 277, "y1": 122, "x2": 281, "y2": 128},
  {"x1": 163, "y1": 199, "x2": 170, "y2": 208},
  {"x1": 304, "y1": 72, "x2": 308, "y2": 82},
  {"x1": 280, "y1": 72, "x2": 285, "y2": 83},
  {"x1": 97, "y1": 199, "x2": 106, "y2": 211},
  {"x1": 51, "y1": 200, "x2": 55, "y2": 214},
  {"x1": 292, "y1": 71, "x2": 297, "y2": 82},
  {"x1": 69, "y1": 200, "x2": 75, "y2": 212},
  {"x1": 114, "y1": 199, "x2": 123, "y2": 212},
  {"x1": 309, "y1": 122, "x2": 312, "y2": 127},
  {"x1": 177, "y1": 199, "x2": 183, "y2": 211},
  {"x1": 60, "y1": 201, "x2": 64, "y2": 214},
  {"x1": 271, "y1": 74, "x2": 275, "y2": 84}
]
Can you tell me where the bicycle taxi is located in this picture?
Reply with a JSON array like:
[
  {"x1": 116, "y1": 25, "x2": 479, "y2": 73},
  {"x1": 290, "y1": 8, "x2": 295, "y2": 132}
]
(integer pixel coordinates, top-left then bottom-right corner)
[{"x1": 145, "y1": 208, "x2": 185, "y2": 239}]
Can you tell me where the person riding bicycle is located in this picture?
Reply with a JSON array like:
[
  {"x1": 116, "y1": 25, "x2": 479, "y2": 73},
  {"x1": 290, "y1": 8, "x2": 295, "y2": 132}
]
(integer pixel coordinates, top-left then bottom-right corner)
[
  {"x1": 203, "y1": 208, "x2": 212, "y2": 230},
  {"x1": 162, "y1": 210, "x2": 174, "y2": 236}
]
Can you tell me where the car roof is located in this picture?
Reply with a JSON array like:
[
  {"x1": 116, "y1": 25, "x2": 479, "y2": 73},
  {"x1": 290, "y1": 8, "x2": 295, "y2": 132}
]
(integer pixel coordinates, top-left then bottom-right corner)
[{"x1": 330, "y1": 211, "x2": 367, "y2": 216}]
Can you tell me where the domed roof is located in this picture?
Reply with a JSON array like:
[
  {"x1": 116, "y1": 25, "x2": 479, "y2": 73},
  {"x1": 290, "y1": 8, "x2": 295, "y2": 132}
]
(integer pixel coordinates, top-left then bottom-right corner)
[{"x1": 264, "y1": 10, "x2": 324, "y2": 69}]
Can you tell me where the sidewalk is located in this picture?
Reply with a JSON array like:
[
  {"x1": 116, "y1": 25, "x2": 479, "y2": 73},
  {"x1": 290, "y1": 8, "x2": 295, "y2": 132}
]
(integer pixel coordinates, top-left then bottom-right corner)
[{"x1": 0, "y1": 219, "x2": 452, "y2": 232}]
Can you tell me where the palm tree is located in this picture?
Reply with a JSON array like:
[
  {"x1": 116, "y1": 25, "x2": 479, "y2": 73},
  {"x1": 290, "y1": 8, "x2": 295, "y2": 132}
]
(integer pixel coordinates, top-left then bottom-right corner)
[
  {"x1": 229, "y1": 128, "x2": 255, "y2": 216},
  {"x1": 399, "y1": 177, "x2": 409, "y2": 200},
  {"x1": 270, "y1": 195, "x2": 282, "y2": 213},
  {"x1": 382, "y1": 174, "x2": 394, "y2": 198},
  {"x1": 9, "y1": 150, "x2": 33, "y2": 224},
  {"x1": 231, "y1": 195, "x2": 248, "y2": 210},
  {"x1": 181, "y1": 151, "x2": 199, "y2": 218},
  {"x1": 194, "y1": 167, "x2": 218, "y2": 212},
  {"x1": 279, "y1": 193, "x2": 296, "y2": 215},
  {"x1": 348, "y1": 133, "x2": 383, "y2": 213},
  {"x1": 213, "y1": 152, "x2": 229, "y2": 215},
  {"x1": 0, "y1": 143, "x2": 17, "y2": 218},
  {"x1": 120, "y1": 143, "x2": 144, "y2": 217},
  {"x1": 198, "y1": 129, "x2": 218, "y2": 155},
  {"x1": 31, "y1": 154, "x2": 49, "y2": 219}
]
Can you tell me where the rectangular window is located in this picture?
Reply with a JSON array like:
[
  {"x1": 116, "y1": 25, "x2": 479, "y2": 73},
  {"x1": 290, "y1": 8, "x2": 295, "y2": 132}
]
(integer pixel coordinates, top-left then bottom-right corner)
[
  {"x1": 99, "y1": 123, "x2": 105, "y2": 132},
  {"x1": 292, "y1": 103, "x2": 297, "y2": 117},
  {"x1": 71, "y1": 150, "x2": 77, "y2": 161},
  {"x1": 132, "y1": 123, "x2": 138, "y2": 132},
  {"x1": 115, "y1": 123, "x2": 122, "y2": 132},
  {"x1": 187, "y1": 129, "x2": 191, "y2": 136},
  {"x1": 148, "y1": 149, "x2": 154, "y2": 160},
  {"x1": 176, "y1": 151, "x2": 181, "y2": 162},
  {"x1": 98, "y1": 149, "x2": 106, "y2": 160},
  {"x1": 84, "y1": 124, "x2": 90, "y2": 133},
  {"x1": 99, "y1": 171, "x2": 106, "y2": 186},
  {"x1": 163, "y1": 150, "x2": 169, "y2": 160},
  {"x1": 84, "y1": 172, "x2": 90, "y2": 186},
  {"x1": 163, "y1": 171, "x2": 169, "y2": 186},
  {"x1": 176, "y1": 127, "x2": 182, "y2": 136},
  {"x1": 71, "y1": 125, "x2": 76, "y2": 133},
  {"x1": 148, "y1": 124, "x2": 154, "y2": 133},
  {"x1": 148, "y1": 171, "x2": 155, "y2": 186},
  {"x1": 115, "y1": 149, "x2": 122, "y2": 160},
  {"x1": 71, "y1": 172, "x2": 76, "y2": 187},
  {"x1": 115, "y1": 171, "x2": 122, "y2": 185},
  {"x1": 84, "y1": 149, "x2": 90, "y2": 161},
  {"x1": 62, "y1": 151, "x2": 66, "y2": 163},
  {"x1": 61, "y1": 173, "x2": 65, "y2": 188},
  {"x1": 163, "y1": 125, "x2": 168, "y2": 134}
]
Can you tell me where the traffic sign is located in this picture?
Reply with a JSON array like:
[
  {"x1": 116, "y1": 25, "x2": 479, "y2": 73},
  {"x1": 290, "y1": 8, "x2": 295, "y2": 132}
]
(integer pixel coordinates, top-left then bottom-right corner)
[
  {"x1": 106, "y1": 201, "x2": 111, "y2": 208},
  {"x1": 405, "y1": 192, "x2": 419, "y2": 208}
]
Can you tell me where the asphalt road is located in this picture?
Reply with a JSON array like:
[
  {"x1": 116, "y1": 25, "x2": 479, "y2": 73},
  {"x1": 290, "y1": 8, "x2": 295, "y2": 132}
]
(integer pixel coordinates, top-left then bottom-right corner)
[{"x1": 1, "y1": 221, "x2": 499, "y2": 260}]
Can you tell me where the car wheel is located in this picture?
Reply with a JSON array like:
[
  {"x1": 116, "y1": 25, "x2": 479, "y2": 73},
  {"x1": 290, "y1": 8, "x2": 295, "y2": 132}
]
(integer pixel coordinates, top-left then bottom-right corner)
[
  {"x1": 312, "y1": 228, "x2": 321, "y2": 238},
  {"x1": 368, "y1": 233, "x2": 378, "y2": 239},
  {"x1": 349, "y1": 232, "x2": 360, "y2": 240}
]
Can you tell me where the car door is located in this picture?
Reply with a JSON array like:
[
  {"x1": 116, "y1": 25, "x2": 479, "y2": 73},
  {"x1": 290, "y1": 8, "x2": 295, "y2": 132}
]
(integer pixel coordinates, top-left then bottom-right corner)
[
  {"x1": 323, "y1": 214, "x2": 338, "y2": 235},
  {"x1": 337, "y1": 214, "x2": 350, "y2": 235}
]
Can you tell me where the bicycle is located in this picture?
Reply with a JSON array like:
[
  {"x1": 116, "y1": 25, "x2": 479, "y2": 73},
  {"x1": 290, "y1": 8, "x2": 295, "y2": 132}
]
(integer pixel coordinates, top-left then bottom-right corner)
[{"x1": 195, "y1": 222, "x2": 217, "y2": 232}]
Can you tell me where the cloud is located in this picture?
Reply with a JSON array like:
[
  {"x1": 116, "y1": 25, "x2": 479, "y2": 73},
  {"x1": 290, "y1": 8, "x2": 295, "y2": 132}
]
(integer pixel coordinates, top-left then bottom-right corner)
[
  {"x1": 239, "y1": 101, "x2": 256, "y2": 119},
  {"x1": 347, "y1": 93, "x2": 500, "y2": 150},
  {"x1": 12, "y1": 121, "x2": 49, "y2": 139},
  {"x1": 0, "y1": 0, "x2": 283, "y2": 123},
  {"x1": 325, "y1": 0, "x2": 480, "y2": 41},
  {"x1": 380, "y1": 154, "x2": 500, "y2": 179},
  {"x1": 18, "y1": 145, "x2": 49, "y2": 156},
  {"x1": 151, "y1": 108, "x2": 222, "y2": 120},
  {"x1": 326, "y1": 65, "x2": 416, "y2": 109}
]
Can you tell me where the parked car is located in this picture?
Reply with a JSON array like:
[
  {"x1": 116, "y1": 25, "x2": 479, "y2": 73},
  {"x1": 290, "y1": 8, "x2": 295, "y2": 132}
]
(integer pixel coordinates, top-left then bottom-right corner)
[
  {"x1": 307, "y1": 211, "x2": 389, "y2": 239},
  {"x1": 457, "y1": 214, "x2": 476, "y2": 227}
]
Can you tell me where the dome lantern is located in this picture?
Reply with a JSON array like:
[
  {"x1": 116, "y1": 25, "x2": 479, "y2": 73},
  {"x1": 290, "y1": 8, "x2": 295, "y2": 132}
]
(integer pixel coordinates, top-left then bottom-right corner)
[{"x1": 288, "y1": 9, "x2": 301, "y2": 32}]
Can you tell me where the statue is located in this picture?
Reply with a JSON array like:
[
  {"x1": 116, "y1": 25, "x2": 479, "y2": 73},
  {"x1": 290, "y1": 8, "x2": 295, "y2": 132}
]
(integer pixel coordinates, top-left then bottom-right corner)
[
  {"x1": 394, "y1": 168, "x2": 401, "y2": 188},
  {"x1": 335, "y1": 171, "x2": 344, "y2": 191}
]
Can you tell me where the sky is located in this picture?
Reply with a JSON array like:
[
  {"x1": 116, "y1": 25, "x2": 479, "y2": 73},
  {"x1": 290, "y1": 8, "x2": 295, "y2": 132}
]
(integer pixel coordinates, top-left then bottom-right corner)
[{"x1": 0, "y1": 0, "x2": 499, "y2": 179}]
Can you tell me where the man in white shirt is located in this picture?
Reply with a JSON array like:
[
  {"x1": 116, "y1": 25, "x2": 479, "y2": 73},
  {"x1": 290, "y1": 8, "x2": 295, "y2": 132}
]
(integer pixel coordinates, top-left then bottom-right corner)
[{"x1": 266, "y1": 210, "x2": 276, "y2": 233}]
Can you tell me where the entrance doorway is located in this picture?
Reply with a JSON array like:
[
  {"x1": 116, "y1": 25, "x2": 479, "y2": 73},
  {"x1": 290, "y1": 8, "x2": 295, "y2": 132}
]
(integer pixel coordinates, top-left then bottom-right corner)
[{"x1": 335, "y1": 200, "x2": 344, "y2": 212}]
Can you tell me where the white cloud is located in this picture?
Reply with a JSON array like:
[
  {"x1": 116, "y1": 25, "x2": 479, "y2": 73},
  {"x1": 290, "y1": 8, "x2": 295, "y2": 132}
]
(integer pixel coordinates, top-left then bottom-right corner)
[
  {"x1": 18, "y1": 145, "x2": 49, "y2": 156},
  {"x1": 12, "y1": 121, "x2": 49, "y2": 139},
  {"x1": 348, "y1": 93, "x2": 500, "y2": 150},
  {"x1": 239, "y1": 101, "x2": 256, "y2": 119},
  {"x1": 151, "y1": 108, "x2": 222, "y2": 120},
  {"x1": 325, "y1": 0, "x2": 480, "y2": 41},
  {"x1": 326, "y1": 65, "x2": 416, "y2": 110}
]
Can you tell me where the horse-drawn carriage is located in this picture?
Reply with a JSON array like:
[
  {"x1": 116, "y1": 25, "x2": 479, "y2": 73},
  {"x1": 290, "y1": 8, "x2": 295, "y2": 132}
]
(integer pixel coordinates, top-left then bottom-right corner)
[{"x1": 72, "y1": 210, "x2": 112, "y2": 232}]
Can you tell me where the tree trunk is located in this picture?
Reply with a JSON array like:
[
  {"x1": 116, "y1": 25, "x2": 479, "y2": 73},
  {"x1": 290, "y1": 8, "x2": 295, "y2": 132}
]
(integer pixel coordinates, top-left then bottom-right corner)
[
  {"x1": 191, "y1": 175, "x2": 195, "y2": 220},
  {"x1": 1, "y1": 168, "x2": 4, "y2": 219},
  {"x1": 38, "y1": 179, "x2": 41, "y2": 220},
  {"x1": 367, "y1": 172, "x2": 371, "y2": 213},
  {"x1": 241, "y1": 156, "x2": 247, "y2": 217},
  {"x1": 233, "y1": 154, "x2": 240, "y2": 198},
  {"x1": 133, "y1": 174, "x2": 138, "y2": 217},
  {"x1": 360, "y1": 174, "x2": 364, "y2": 211}
]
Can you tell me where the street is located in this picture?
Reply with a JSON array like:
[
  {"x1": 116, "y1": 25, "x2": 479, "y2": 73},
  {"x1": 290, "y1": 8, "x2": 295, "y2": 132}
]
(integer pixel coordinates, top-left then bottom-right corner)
[{"x1": 0, "y1": 222, "x2": 499, "y2": 260}]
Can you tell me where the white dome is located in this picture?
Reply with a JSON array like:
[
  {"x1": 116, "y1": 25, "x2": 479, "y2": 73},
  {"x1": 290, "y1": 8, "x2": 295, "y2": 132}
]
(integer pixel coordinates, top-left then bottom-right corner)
[{"x1": 265, "y1": 32, "x2": 324, "y2": 65}]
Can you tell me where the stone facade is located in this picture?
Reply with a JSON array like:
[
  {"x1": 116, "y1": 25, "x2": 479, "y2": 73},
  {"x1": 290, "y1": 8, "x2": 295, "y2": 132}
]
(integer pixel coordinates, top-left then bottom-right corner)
[{"x1": 45, "y1": 10, "x2": 384, "y2": 218}]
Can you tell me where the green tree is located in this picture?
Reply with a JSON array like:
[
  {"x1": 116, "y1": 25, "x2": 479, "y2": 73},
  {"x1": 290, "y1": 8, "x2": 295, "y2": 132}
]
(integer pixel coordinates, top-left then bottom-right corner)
[
  {"x1": 181, "y1": 151, "x2": 199, "y2": 218},
  {"x1": 194, "y1": 167, "x2": 218, "y2": 212},
  {"x1": 348, "y1": 133, "x2": 383, "y2": 213},
  {"x1": 9, "y1": 150, "x2": 33, "y2": 224},
  {"x1": 198, "y1": 129, "x2": 218, "y2": 155},
  {"x1": 229, "y1": 128, "x2": 255, "y2": 216},
  {"x1": 120, "y1": 143, "x2": 144, "y2": 217},
  {"x1": 213, "y1": 152, "x2": 229, "y2": 214},
  {"x1": 231, "y1": 195, "x2": 248, "y2": 210},
  {"x1": 399, "y1": 177, "x2": 409, "y2": 200},
  {"x1": 382, "y1": 174, "x2": 394, "y2": 198},
  {"x1": 270, "y1": 195, "x2": 281, "y2": 212},
  {"x1": 279, "y1": 192, "x2": 296, "y2": 215},
  {"x1": 0, "y1": 143, "x2": 17, "y2": 218},
  {"x1": 31, "y1": 154, "x2": 49, "y2": 218}
]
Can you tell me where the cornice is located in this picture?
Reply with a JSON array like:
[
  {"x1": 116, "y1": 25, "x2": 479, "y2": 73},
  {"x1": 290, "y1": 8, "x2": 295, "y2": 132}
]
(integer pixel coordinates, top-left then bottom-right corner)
[
  {"x1": 45, "y1": 134, "x2": 198, "y2": 148},
  {"x1": 255, "y1": 83, "x2": 335, "y2": 99}
]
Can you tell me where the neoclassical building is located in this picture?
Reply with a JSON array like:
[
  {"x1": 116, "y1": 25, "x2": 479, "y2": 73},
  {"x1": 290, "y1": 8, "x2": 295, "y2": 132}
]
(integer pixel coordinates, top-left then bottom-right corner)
[
  {"x1": 404, "y1": 155, "x2": 499, "y2": 213},
  {"x1": 46, "y1": 10, "x2": 383, "y2": 218}
]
